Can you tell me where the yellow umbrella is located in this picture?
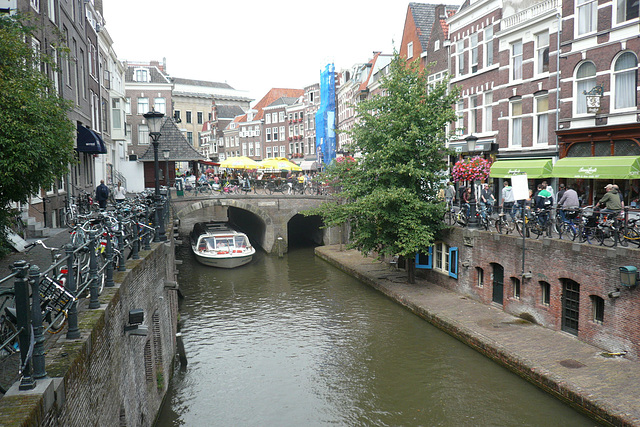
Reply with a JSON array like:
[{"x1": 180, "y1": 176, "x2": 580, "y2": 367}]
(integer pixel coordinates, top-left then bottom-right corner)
[
  {"x1": 258, "y1": 157, "x2": 302, "y2": 171},
  {"x1": 219, "y1": 156, "x2": 259, "y2": 169}
]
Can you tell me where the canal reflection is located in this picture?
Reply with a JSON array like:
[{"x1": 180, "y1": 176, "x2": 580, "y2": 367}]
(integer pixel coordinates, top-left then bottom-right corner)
[{"x1": 156, "y1": 244, "x2": 598, "y2": 426}]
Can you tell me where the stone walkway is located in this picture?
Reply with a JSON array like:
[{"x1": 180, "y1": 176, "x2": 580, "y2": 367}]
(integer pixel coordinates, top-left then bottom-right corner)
[{"x1": 316, "y1": 245, "x2": 640, "y2": 427}]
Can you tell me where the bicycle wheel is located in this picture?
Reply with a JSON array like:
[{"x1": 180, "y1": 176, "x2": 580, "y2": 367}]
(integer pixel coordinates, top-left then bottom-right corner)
[
  {"x1": 620, "y1": 227, "x2": 640, "y2": 247},
  {"x1": 495, "y1": 218, "x2": 505, "y2": 234},
  {"x1": 559, "y1": 223, "x2": 577, "y2": 241},
  {"x1": 445, "y1": 210, "x2": 456, "y2": 226},
  {"x1": 595, "y1": 226, "x2": 616, "y2": 247},
  {"x1": 0, "y1": 290, "x2": 19, "y2": 356}
]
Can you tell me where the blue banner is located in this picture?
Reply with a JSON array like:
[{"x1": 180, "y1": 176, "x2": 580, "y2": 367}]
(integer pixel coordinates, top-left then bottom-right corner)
[{"x1": 316, "y1": 64, "x2": 336, "y2": 167}]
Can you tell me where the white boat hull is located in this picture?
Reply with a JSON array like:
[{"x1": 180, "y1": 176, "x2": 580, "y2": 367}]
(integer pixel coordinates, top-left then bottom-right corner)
[
  {"x1": 193, "y1": 251, "x2": 254, "y2": 268},
  {"x1": 190, "y1": 222, "x2": 255, "y2": 269}
]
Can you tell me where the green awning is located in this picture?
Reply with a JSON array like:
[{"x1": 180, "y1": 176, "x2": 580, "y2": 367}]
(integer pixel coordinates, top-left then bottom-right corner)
[
  {"x1": 551, "y1": 156, "x2": 640, "y2": 179},
  {"x1": 489, "y1": 159, "x2": 553, "y2": 179}
]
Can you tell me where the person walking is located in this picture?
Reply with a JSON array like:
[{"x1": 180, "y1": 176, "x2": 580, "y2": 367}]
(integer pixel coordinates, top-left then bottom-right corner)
[
  {"x1": 480, "y1": 183, "x2": 495, "y2": 218},
  {"x1": 113, "y1": 181, "x2": 127, "y2": 203},
  {"x1": 95, "y1": 180, "x2": 109, "y2": 209},
  {"x1": 557, "y1": 185, "x2": 580, "y2": 222},
  {"x1": 444, "y1": 182, "x2": 456, "y2": 207},
  {"x1": 501, "y1": 181, "x2": 515, "y2": 219}
]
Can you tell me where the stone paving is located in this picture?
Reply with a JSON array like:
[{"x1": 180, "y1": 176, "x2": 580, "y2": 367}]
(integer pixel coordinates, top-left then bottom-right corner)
[{"x1": 315, "y1": 245, "x2": 640, "y2": 427}]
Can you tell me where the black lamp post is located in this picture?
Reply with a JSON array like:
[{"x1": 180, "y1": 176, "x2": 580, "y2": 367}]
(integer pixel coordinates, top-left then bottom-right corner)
[
  {"x1": 465, "y1": 134, "x2": 479, "y2": 229},
  {"x1": 143, "y1": 109, "x2": 166, "y2": 242},
  {"x1": 163, "y1": 149, "x2": 170, "y2": 187}
]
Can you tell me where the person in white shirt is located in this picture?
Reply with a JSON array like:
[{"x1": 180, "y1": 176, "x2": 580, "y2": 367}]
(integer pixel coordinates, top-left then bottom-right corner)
[{"x1": 113, "y1": 181, "x2": 127, "y2": 203}]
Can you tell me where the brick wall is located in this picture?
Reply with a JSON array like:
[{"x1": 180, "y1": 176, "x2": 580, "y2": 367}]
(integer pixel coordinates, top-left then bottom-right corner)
[
  {"x1": 419, "y1": 227, "x2": 640, "y2": 359},
  {"x1": 0, "y1": 241, "x2": 179, "y2": 426}
]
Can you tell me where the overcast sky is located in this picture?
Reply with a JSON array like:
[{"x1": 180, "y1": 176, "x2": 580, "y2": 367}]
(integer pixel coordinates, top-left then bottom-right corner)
[{"x1": 102, "y1": 1, "x2": 454, "y2": 105}]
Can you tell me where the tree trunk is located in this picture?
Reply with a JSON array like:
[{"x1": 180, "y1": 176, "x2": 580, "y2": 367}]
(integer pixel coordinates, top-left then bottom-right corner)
[{"x1": 407, "y1": 257, "x2": 415, "y2": 284}]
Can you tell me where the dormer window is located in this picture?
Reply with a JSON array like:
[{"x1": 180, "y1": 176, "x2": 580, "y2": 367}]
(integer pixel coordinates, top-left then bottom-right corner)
[
  {"x1": 134, "y1": 68, "x2": 149, "y2": 82},
  {"x1": 408, "y1": 42, "x2": 414, "y2": 59}
]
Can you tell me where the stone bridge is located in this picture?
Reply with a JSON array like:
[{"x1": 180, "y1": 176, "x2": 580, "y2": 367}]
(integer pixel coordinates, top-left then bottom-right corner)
[{"x1": 171, "y1": 194, "x2": 342, "y2": 253}]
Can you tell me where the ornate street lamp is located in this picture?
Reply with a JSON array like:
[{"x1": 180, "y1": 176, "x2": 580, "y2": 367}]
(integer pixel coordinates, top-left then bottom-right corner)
[
  {"x1": 465, "y1": 134, "x2": 479, "y2": 229},
  {"x1": 143, "y1": 109, "x2": 166, "y2": 242},
  {"x1": 163, "y1": 149, "x2": 170, "y2": 187}
]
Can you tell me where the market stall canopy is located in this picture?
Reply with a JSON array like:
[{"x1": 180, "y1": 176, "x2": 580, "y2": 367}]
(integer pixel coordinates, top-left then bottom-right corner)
[
  {"x1": 76, "y1": 124, "x2": 107, "y2": 154},
  {"x1": 551, "y1": 156, "x2": 640, "y2": 179},
  {"x1": 489, "y1": 158, "x2": 553, "y2": 179},
  {"x1": 258, "y1": 157, "x2": 302, "y2": 171},
  {"x1": 299, "y1": 160, "x2": 318, "y2": 171},
  {"x1": 219, "y1": 156, "x2": 259, "y2": 169}
]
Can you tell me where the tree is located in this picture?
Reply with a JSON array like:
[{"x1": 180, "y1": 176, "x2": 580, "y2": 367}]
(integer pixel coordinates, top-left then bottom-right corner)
[
  {"x1": 0, "y1": 15, "x2": 75, "y2": 248},
  {"x1": 311, "y1": 53, "x2": 459, "y2": 281}
]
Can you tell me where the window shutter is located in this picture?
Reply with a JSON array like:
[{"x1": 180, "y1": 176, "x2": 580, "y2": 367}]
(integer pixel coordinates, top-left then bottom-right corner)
[
  {"x1": 448, "y1": 247, "x2": 459, "y2": 279},
  {"x1": 416, "y1": 247, "x2": 433, "y2": 269}
]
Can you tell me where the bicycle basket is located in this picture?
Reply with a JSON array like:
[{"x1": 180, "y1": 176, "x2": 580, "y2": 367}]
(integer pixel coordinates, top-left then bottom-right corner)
[{"x1": 39, "y1": 276, "x2": 74, "y2": 313}]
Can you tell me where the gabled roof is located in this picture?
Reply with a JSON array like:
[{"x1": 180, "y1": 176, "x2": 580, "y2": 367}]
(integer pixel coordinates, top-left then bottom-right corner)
[
  {"x1": 440, "y1": 8, "x2": 457, "y2": 39},
  {"x1": 266, "y1": 96, "x2": 300, "y2": 108},
  {"x1": 216, "y1": 105, "x2": 246, "y2": 119},
  {"x1": 408, "y1": 3, "x2": 460, "y2": 52},
  {"x1": 240, "y1": 88, "x2": 304, "y2": 122},
  {"x1": 139, "y1": 118, "x2": 206, "y2": 162},
  {"x1": 124, "y1": 65, "x2": 171, "y2": 84}
]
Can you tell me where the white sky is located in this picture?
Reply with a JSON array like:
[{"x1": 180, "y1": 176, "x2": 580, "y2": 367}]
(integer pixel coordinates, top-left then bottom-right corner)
[{"x1": 102, "y1": 1, "x2": 455, "y2": 105}]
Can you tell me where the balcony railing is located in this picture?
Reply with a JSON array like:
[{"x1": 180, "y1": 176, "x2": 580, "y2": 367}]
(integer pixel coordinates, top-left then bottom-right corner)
[{"x1": 502, "y1": 0, "x2": 559, "y2": 29}]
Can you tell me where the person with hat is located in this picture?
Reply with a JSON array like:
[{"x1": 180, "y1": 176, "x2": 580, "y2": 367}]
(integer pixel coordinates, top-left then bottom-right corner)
[{"x1": 598, "y1": 184, "x2": 622, "y2": 219}]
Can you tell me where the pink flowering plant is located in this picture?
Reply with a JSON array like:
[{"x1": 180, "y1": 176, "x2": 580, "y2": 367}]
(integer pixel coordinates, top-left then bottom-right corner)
[{"x1": 451, "y1": 156, "x2": 492, "y2": 183}]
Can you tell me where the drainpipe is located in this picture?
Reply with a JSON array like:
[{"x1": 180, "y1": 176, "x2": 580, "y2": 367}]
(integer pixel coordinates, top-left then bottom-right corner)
[{"x1": 555, "y1": 11, "x2": 561, "y2": 152}]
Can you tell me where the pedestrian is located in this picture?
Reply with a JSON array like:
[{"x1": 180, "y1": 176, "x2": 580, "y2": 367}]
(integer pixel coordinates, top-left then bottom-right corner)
[
  {"x1": 598, "y1": 184, "x2": 622, "y2": 218},
  {"x1": 480, "y1": 183, "x2": 495, "y2": 218},
  {"x1": 113, "y1": 181, "x2": 127, "y2": 203},
  {"x1": 95, "y1": 179, "x2": 109, "y2": 209},
  {"x1": 444, "y1": 182, "x2": 456, "y2": 207},
  {"x1": 557, "y1": 184, "x2": 580, "y2": 222},
  {"x1": 501, "y1": 181, "x2": 515, "y2": 219}
]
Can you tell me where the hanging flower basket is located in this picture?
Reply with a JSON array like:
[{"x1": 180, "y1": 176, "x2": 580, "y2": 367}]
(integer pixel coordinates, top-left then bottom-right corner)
[{"x1": 451, "y1": 156, "x2": 492, "y2": 183}]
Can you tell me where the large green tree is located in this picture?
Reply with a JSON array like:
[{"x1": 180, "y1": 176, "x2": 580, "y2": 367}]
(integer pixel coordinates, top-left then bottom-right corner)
[
  {"x1": 0, "y1": 16, "x2": 75, "y2": 243},
  {"x1": 313, "y1": 53, "x2": 459, "y2": 277}
]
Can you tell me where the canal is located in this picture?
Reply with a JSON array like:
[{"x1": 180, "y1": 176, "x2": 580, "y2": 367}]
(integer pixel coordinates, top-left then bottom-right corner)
[{"x1": 156, "y1": 243, "x2": 597, "y2": 426}]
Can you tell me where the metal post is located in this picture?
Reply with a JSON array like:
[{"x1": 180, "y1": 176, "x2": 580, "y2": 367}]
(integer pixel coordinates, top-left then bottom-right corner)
[
  {"x1": 13, "y1": 260, "x2": 35, "y2": 390},
  {"x1": 88, "y1": 231, "x2": 100, "y2": 309},
  {"x1": 132, "y1": 216, "x2": 140, "y2": 260},
  {"x1": 118, "y1": 219, "x2": 126, "y2": 272},
  {"x1": 28, "y1": 265, "x2": 46, "y2": 379},
  {"x1": 143, "y1": 210, "x2": 151, "y2": 251},
  {"x1": 65, "y1": 244, "x2": 80, "y2": 339},
  {"x1": 105, "y1": 228, "x2": 114, "y2": 288},
  {"x1": 468, "y1": 181, "x2": 479, "y2": 229}
]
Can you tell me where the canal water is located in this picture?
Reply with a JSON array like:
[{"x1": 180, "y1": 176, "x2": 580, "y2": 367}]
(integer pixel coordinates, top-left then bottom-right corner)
[{"x1": 156, "y1": 244, "x2": 597, "y2": 427}]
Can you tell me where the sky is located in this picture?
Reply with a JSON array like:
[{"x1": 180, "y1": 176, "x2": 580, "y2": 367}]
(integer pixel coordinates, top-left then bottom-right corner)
[{"x1": 102, "y1": 1, "x2": 453, "y2": 105}]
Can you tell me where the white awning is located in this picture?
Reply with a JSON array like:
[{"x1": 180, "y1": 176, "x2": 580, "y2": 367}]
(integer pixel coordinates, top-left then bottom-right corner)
[{"x1": 300, "y1": 161, "x2": 318, "y2": 170}]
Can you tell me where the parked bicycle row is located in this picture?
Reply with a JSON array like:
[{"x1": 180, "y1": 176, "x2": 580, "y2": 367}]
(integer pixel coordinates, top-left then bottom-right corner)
[
  {"x1": 444, "y1": 203, "x2": 640, "y2": 248},
  {"x1": 183, "y1": 178, "x2": 334, "y2": 196},
  {"x1": 0, "y1": 197, "x2": 163, "y2": 389}
]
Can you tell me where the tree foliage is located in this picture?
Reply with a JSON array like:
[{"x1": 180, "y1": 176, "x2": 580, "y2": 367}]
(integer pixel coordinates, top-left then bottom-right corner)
[
  {"x1": 0, "y1": 15, "x2": 75, "y2": 236},
  {"x1": 311, "y1": 53, "x2": 459, "y2": 259}
]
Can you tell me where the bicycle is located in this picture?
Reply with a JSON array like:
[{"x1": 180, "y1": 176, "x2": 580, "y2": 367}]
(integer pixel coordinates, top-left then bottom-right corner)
[
  {"x1": 266, "y1": 180, "x2": 288, "y2": 195},
  {"x1": 494, "y1": 208, "x2": 516, "y2": 234}
]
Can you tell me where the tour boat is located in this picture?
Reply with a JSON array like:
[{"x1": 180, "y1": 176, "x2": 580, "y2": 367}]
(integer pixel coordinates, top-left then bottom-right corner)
[{"x1": 190, "y1": 222, "x2": 255, "y2": 268}]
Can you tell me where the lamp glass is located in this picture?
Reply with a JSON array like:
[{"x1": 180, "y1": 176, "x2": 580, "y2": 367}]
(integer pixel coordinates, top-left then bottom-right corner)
[
  {"x1": 143, "y1": 110, "x2": 164, "y2": 134},
  {"x1": 465, "y1": 134, "x2": 478, "y2": 152},
  {"x1": 620, "y1": 266, "x2": 637, "y2": 287},
  {"x1": 162, "y1": 149, "x2": 170, "y2": 159}
]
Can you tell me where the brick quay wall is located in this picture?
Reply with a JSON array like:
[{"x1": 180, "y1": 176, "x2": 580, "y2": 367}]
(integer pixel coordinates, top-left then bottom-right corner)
[
  {"x1": 0, "y1": 240, "x2": 179, "y2": 427},
  {"x1": 423, "y1": 227, "x2": 640, "y2": 360}
]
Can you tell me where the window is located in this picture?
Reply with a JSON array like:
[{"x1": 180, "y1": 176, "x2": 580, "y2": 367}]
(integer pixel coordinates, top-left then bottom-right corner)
[
  {"x1": 197, "y1": 112, "x2": 203, "y2": 124},
  {"x1": 408, "y1": 41, "x2": 414, "y2": 59},
  {"x1": 470, "y1": 34, "x2": 478, "y2": 73},
  {"x1": 186, "y1": 111, "x2": 192, "y2": 124},
  {"x1": 457, "y1": 40, "x2": 464, "y2": 75},
  {"x1": 266, "y1": 146, "x2": 272, "y2": 157},
  {"x1": 484, "y1": 26, "x2": 494, "y2": 66},
  {"x1": 456, "y1": 100, "x2": 464, "y2": 136},
  {"x1": 280, "y1": 126, "x2": 285, "y2": 141},
  {"x1": 469, "y1": 95, "x2": 478, "y2": 134},
  {"x1": 613, "y1": 52, "x2": 638, "y2": 110},
  {"x1": 510, "y1": 99, "x2": 522, "y2": 147},
  {"x1": 575, "y1": 62, "x2": 597, "y2": 114},
  {"x1": 154, "y1": 97, "x2": 165, "y2": 114},
  {"x1": 434, "y1": 40, "x2": 440, "y2": 51},
  {"x1": 476, "y1": 267, "x2": 484, "y2": 287},
  {"x1": 187, "y1": 132, "x2": 193, "y2": 144},
  {"x1": 174, "y1": 110, "x2": 181, "y2": 121},
  {"x1": 617, "y1": 0, "x2": 639, "y2": 22},
  {"x1": 138, "y1": 124, "x2": 149, "y2": 144},
  {"x1": 265, "y1": 114, "x2": 271, "y2": 124},
  {"x1": 273, "y1": 146, "x2": 279, "y2": 156},
  {"x1": 415, "y1": 244, "x2": 459, "y2": 278},
  {"x1": 48, "y1": 0, "x2": 56, "y2": 22},
  {"x1": 135, "y1": 68, "x2": 148, "y2": 82},
  {"x1": 266, "y1": 128, "x2": 271, "y2": 141},
  {"x1": 577, "y1": 0, "x2": 598, "y2": 35},
  {"x1": 279, "y1": 112, "x2": 285, "y2": 122},
  {"x1": 512, "y1": 277, "x2": 521, "y2": 299},
  {"x1": 272, "y1": 127, "x2": 278, "y2": 141},
  {"x1": 535, "y1": 95, "x2": 549, "y2": 145},
  {"x1": 272, "y1": 113, "x2": 277, "y2": 123},
  {"x1": 512, "y1": 41, "x2": 523, "y2": 80},
  {"x1": 540, "y1": 281, "x2": 551, "y2": 306},
  {"x1": 137, "y1": 97, "x2": 148, "y2": 115},
  {"x1": 31, "y1": 0, "x2": 39, "y2": 12},
  {"x1": 591, "y1": 295, "x2": 604, "y2": 324},
  {"x1": 124, "y1": 98, "x2": 131, "y2": 115},
  {"x1": 536, "y1": 32, "x2": 549, "y2": 74},
  {"x1": 484, "y1": 91, "x2": 493, "y2": 132},
  {"x1": 112, "y1": 99, "x2": 122, "y2": 129}
]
